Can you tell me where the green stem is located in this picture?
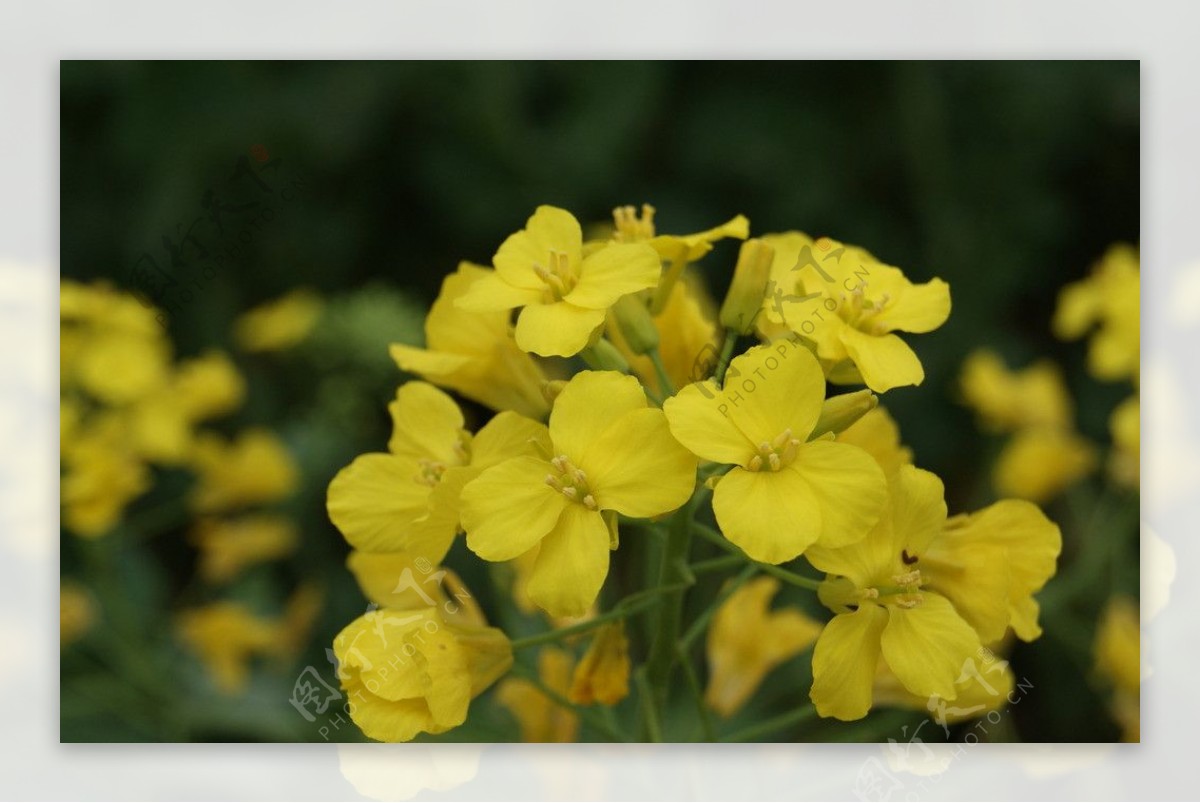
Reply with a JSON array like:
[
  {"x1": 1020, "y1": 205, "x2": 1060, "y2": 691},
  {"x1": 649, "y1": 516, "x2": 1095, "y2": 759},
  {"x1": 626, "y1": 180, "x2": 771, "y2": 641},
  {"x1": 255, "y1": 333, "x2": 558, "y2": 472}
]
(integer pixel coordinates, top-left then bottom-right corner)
[
  {"x1": 641, "y1": 498, "x2": 697, "y2": 740},
  {"x1": 647, "y1": 346, "x2": 677, "y2": 397},
  {"x1": 509, "y1": 586, "x2": 679, "y2": 651},
  {"x1": 634, "y1": 667, "x2": 663, "y2": 742},
  {"x1": 722, "y1": 703, "x2": 819, "y2": 742},
  {"x1": 714, "y1": 330, "x2": 739, "y2": 385},
  {"x1": 693, "y1": 523, "x2": 824, "y2": 591},
  {"x1": 680, "y1": 565, "x2": 757, "y2": 651},
  {"x1": 676, "y1": 644, "x2": 717, "y2": 742}
]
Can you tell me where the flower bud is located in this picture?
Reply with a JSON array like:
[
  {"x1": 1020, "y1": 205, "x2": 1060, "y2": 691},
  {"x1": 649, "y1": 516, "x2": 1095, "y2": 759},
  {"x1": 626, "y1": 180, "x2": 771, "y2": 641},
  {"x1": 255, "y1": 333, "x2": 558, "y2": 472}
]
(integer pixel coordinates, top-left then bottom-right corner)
[
  {"x1": 610, "y1": 294, "x2": 659, "y2": 356},
  {"x1": 810, "y1": 389, "x2": 879, "y2": 440},
  {"x1": 719, "y1": 239, "x2": 774, "y2": 335},
  {"x1": 579, "y1": 337, "x2": 631, "y2": 374},
  {"x1": 568, "y1": 622, "x2": 630, "y2": 706}
]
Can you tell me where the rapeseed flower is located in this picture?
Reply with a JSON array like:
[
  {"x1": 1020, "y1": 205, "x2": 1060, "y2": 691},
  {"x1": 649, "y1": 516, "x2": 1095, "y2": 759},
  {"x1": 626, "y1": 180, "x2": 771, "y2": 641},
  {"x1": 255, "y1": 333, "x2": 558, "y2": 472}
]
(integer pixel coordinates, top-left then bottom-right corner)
[
  {"x1": 758, "y1": 233, "x2": 951, "y2": 392},
  {"x1": 455, "y1": 206, "x2": 662, "y2": 357},
  {"x1": 177, "y1": 602, "x2": 286, "y2": 694},
  {"x1": 234, "y1": 288, "x2": 324, "y2": 352},
  {"x1": 704, "y1": 576, "x2": 822, "y2": 717},
  {"x1": 1093, "y1": 595, "x2": 1141, "y2": 741},
  {"x1": 190, "y1": 514, "x2": 299, "y2": 583},
  {"x1": 461, "y1": 371, "x2": 697, "y2": 617},
  {"x1": 1109, "y1": 395, "x2": 1139, "y2": 488},
  {"x1": 1053, "y1": 244, "x2": 1140, "y2": 384},
  {"x1": 835, "y1": 406, "x2": 913, "y2": 478},
  {"x1": 189, "y1": 428, "x2": 298, "y2": 513},
  {"x1": 568, "y1": 622, "x2": 630, "y2": 706},
  {"x1": 959, "y1": 350, "x2": 1073, "y2": 432},
  {"x1": 496, "y1": 648, "x2": 579, "y2": 742},
  {"x1": 333, "y1": 606, "x2": 512, "y2": 743},
  {"x1": 664, "y1": 343, "x2": 886, "y2": 564},
  {"x1": 992, "y1": 427, "x2": 1097, "y2": 504},
  {"x1": 390, "y1": 262, "x2": 552, "y2": 418},
  {"x1": 327, "y1": 381, "x2": 549, "y2": 565}
]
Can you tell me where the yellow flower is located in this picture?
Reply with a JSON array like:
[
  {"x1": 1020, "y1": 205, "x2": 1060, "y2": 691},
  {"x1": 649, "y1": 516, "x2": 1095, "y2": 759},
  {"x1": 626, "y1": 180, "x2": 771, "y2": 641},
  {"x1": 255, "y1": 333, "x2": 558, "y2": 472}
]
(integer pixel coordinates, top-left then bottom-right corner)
[
  {"x1": 506, "y1": 544, "x2": 598, "y2": 631},
  {"x1": 1093, "y1": 596, "x2": 1141, "y2": 741},
  {"x1": 836, "y1": 406, "x2": 913, "y2": 478},
  {"x1": 958, "y1": 350, "x2": 1073, "y2": 432},
  {"x1": 60, "y1": 581, "x2": 96, "y2": 647},
  {"x1": 234, "y1": 288, "x2": 323, "y2": 352},
  {"x1": 568, "y1": 622, "x2": 630, "y2": 706},
  {"x1": 177, "y1": 602, "x2": 285, "y2": 694},
  {"x1": 172, "y1": 350, "x2": 246, "y2": 421},
  {"x1": 993, "y1": 427, "x2": 1097, "y2": 503},
  {"x1": 1109, "y1": 395, "x2": 1139, "y2": 488},
  {"x1": 345, "y1": 550, "x2": 488, "y2": 628},
  {"x1": 328, "y1": 382, "x2": 550, "y2": 565},
  {"x1": 872, "y1": 647, "x2": 1015, "y2": 723},
  {"x1": 455, "y1": 206, "x2": 662, "y2": 357},
  {"x1": 61, "y1": 413, "x2": 151, "y2": 538},
  {"x1": 189, "y1": 428, "x2": 298, "y2": 513},
  {"x1": 607, "y1": 270, "x2": 719, "y2": 397},
  {"x1": 704, "y1": 576, "x2": 822, "y2": 717},
  {"x1": 391, "y1": 262, "x2": 552, "y2": 418},
  {"x1": 601, "y1": 204, "x2": 749, "y2": 313},
  {"x1": 758, "y1": 233, "x2": 951, "y2": 392},
  {"x1": 496, "y1": 648, "x2": 579, "y2": 743},
  {"x1": 333, "y1": 607, "x2": 512, "y2": 743},
  {"x1": 190, "y1": 515, "x2": 299, "y2": 584},
  {"x1": 1053, "y1": 244, "x2": 1140, "y2": 383},
  {"x1": 664, "y1": 343, "x2": 887, "y2": 564},
  {"x1": 805, "y1": 467, "x2": 986, "y2": 721},
  {"x1": 922, "y1": 496, "x2": 1061, "y2": 644},
  {"x1": 71, "y1": 329, "x2": 172, "y2": 406},
  {"x1": 461, "y1": 371, "x2": 697, "y2": 617}
]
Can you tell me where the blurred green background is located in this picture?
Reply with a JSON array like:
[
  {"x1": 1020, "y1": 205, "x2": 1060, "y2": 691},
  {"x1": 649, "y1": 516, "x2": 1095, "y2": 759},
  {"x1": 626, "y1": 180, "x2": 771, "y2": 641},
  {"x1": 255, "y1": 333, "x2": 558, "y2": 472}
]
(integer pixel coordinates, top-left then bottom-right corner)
[{"x1": 60, "y1": 61, "x2": 1139, "y2": 742}]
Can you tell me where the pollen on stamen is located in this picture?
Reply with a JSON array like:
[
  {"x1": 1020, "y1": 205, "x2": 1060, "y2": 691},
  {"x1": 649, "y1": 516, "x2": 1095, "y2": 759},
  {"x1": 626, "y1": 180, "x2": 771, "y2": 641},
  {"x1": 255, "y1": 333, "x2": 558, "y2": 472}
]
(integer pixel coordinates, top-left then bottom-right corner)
[
  {"x1": 582, "y1": 494, "x2": 598, "y2": 510},
  {"x1": 768, "y1": 453, "x2": 782, "y2": 471},
  {"x1": 748, "y1": 455, "x2": 764, "y2": 471},
  {"x1": 562, "y1": 487, "x2": 578, "y2": 500}
]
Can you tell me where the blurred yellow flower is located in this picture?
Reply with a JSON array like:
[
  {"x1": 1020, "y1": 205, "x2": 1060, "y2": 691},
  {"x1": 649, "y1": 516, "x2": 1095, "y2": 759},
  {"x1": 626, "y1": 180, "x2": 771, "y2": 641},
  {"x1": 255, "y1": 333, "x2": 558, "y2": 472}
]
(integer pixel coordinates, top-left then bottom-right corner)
[
  {"x1": 758, "y1": 233, "x2": 951, "y2": 392},
  {"x1": 328, "y1": 382, "x2": 549, "y2": 565},
  {"x1": 1109, "y1": 395, "x2": 1139, "y2": 488},
  {"x1": 461, "y1": 371, "x2": 697, "y2": 617},
  {"x1": 333, "y1": 607, "x2": 512, "y2": 742},
  {"x1": 993, "y1": 427, "x2": 1097, "y2": 503},
  {"x1": 390, "y1": 262, "x2": 552, "y2": 418},
  {"x1": 664, "y1": 344, "x2": 886, "y2": 564},
  {"x1": 959, "y1": 350, "x2": 1073, "y2": 432},
  {"x1": 234, "y1": 288, "x2": 323, "y2": 352},
  {"x1": 1053, "y1": 244, "x2": 1140, "y2": 384},
  {"x1": 189, "y1": 428, "x2": 298, "y2": 513},
  {"x1": 172, "y1": 350, "x2": 246, "y2": 421},
  {"x1": 1093, "y1": 596, "x2": 1141, "y2": 741},
  {"x1": 60, "y1": 581, "x2": 96, "y2": 647},
  {"x1": 455, "y1": 206, "x2": 662, "y2": 357},
  {"x1": 568, "y1": 622, "x2": 630, "y2": 706},
  {"x1": 496, "y1": 648, "x2": 579, "y2": 743},
  {"x1": 806, "y1": 467, "x2": 986, "y2": 721},
  {"x1": 61, "y1": 413, "x2": 151, "y2": 538},
  {"x1": 190, "y1": 514, "x2": 299, "y2": 584},
  {"x1": 835, "y1": 406, "x2": 913, "y2": 478},
  {"x1": 704, "y1": 576, "x2": 822, "y2": 717},
  {"x1": 177, "y1": 602, "x2": 285, "y2": 694}
]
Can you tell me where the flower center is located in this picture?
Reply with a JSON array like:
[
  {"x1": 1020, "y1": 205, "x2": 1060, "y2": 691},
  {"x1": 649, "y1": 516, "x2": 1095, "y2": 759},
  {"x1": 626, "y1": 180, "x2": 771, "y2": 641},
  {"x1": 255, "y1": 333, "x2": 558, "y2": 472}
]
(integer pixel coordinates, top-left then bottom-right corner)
[
  {"x1": 870, "y1": 565, "x2": 925, "y2": 609},
  {"x1": 746, "y1": 428, "x2": 802, "y2": 472},
  {"x1": 838, "y1": 285, "x2": 891, "y2": 335},
  {"x1": 414, "y1": 430, "x2": 472, "y2": 487},
  {"x1": 544, "y1": 454, "x2": 598, "y2": 510},
  {"x1": 533, "y1": 250, "x2": 578, "y2": 301},
  {"x1": 612, "y1": 204, "x2": 656, "y2": 242}
]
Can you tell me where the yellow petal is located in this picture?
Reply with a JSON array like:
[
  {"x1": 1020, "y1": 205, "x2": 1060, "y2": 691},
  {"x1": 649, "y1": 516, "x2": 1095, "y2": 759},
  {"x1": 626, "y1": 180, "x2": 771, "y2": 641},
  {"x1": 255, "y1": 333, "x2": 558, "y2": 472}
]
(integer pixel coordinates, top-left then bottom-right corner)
[
  {"x1": 327, "y1": 454, "x2": 446, "y2": 561},
  {"x1": 461, "y1": 456, "x2": 567, "y2": 562},
  {"x1": 470, "y1": 411, "x2": 552, "y2": 469},
  {"x1": 582, "y1": 408, "x2": 697, "y2": 518},
  {"x1": 565, "y1": 243, "x2": 661, "y2": 310},
  {"x1": 887, "y1": 465, "x2": 947, "y2": 557},
  {"x1": 718, "y1": 343, "x2": 826, "y2": 444},
  {"x1": 882, "y1": 278, "x2": 951, "y2": 333},
  {"x1": 838, "y1": 328, "x2": 924, "y2": 392},
  {"x1": 454, "y1": 272, "x2": 543, "y2": 311},
  {"x1": 992, "y1": 427, "x2": 1096, "y2": 502},
  {"x1": 662, "y1": 379, "x2": 756, "y2": 465},
  {"x1": 514, "y1": 302, "x2": 606, "y2": 357},
  {"x1": 810, "y1": 604, "x2": 888, "y2": 720},
  {"x1": 387, "y1": 382, "x2": 465, "y2": 462},
  {"x1": 548, "y1": 370, "x2": 648, "y2": 461},
  {"x1": 880, "y1": 594, "x2": 981, "y2": 700},
  {"x1": 791, "y1": 441, "x2": 887, "y2": 549},
  {"x1": 712, "y1": 466, "x2": 821, "y2": 564},
  {"x1": 526, "y1": 504, "x2": 610, "y2": 618},
  {"x1": 836, "y1": 406, "x2": 913, "y2": 477},
  {"x1": 493, "y1": 206, "x2": 583, "y2": 290}
]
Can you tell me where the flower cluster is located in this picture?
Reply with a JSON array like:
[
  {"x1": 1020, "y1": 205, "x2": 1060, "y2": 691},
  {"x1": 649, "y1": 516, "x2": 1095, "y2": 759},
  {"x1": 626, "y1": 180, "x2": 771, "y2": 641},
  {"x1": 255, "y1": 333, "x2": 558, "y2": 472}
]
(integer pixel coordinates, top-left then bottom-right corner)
[{"x1": 326, "y1": 204, "x2": 1064, "y2": 742}]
